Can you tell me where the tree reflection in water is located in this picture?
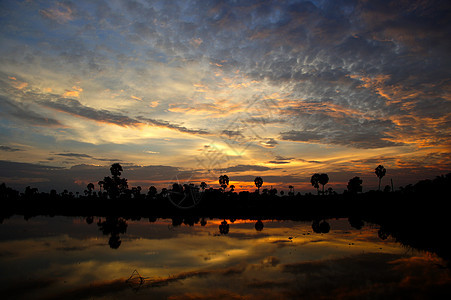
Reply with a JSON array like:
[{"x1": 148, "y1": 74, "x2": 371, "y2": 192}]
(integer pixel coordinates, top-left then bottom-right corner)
[
  {"x1": 219, "y1": 220, "x2": 229, "y2": 235},
  {"x1": 255, "y1": 219, "x2": 264, "y2": 231},
  {"x1": 80, "y1": 215, "x2": 450, "y2": 265},
  {"x1": 312, "y1": 220, "x2": 330, "y2": 233},
  {"x1": 94, "y1": 217, "x2": 128, "y2": 249}
]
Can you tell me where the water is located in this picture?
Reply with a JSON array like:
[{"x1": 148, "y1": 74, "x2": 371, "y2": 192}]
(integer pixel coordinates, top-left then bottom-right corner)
[{"x1": 1, "y1": 216, "x2": 450, "y2": 299}]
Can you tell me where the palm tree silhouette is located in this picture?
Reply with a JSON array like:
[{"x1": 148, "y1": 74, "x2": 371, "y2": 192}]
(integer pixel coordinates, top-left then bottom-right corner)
[
  {"x1": 318, "y1": 174, "x2": 329, "y2": 195},
  {"x1": 254, "y1": 177, "x2": 263, "y2": 193},
  {"x1": 219, "y1": 175, "x2": 229, "y2": 191},
  {"x1": 375, "y1": 165, "x2": 386, "y2": 191},
  {"x1": 347, "y1": 176, "x2": 363, "y2": 194},
  {"x1": 103, "y1": 163, "x2": 128, "y2": 199},
  {"x1": 110, "y1": 163, "x2": 123, "y2": 178},
  {"x1": 200, "y1": 182, "x2": 207, "y2": 192},
  {"x1": 311, "y1": 174, "x2": 320, "y2": 195}
]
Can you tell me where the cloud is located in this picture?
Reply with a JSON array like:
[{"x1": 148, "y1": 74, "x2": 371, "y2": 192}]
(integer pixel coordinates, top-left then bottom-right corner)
[
  {"x1": 38, "y1": 98, "x2": 142, "y2": 127},
  {"x1": 0, "y1": 161, "x2": 187, "y2": 192},
  {"x1": 144, "y1": 150, "x2": 159, "y2": 154},
  {"x1": 54, "y1": 152, "x2": 122, "y2": 162},
  {"x1": 0, "y1": 95, "x2": 62, "y2": 127},
  {"x1": 231, "y1": 174, "x2": 303, "y2": 184},
  {"x1": 219, "y1": 164, "x2": 276, "y2": 173},
  {"x1": 138, "y1": 116, "x2": 210, "y2": 135},
  {"x1": 39, "y1": 2, "x2": 75, "y2": 24},
  {"x1": 0, "y1": 145, "x2": 22, "y2": 152},
  {"x1": 267, "y1": 161, "x2": 290, "y2": 164},
  {"x1": 37, "y1": 97, "x2": 210, "y2": 135},
  {"x1": 280, "y1": 122, "x2": 404, "y2": 149},
  {"x1": 259, "y1": 138, "x2": 278, "y2": 148},
  {"x1": 0, "y1": 0, "x2": 449, "y2": 190},
  {"x1": 55, "y1": 153, "x2": 93, "y2": 159}
]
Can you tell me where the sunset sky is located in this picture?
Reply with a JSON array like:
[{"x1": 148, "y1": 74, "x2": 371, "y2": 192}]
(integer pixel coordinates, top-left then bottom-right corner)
[{"x1": 1, "y1": 0, "x2": 450, "y2": 193}]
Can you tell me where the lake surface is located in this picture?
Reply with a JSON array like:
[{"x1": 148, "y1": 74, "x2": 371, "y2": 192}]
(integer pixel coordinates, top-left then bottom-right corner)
[{"x1": 1, "y1": 216, "x2": 450, "y2": 299}]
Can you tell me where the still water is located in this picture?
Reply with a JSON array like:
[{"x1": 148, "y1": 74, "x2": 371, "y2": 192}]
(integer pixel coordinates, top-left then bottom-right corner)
[{"x1": 0, "y1": 216, "x2": 450, "y2": 299}]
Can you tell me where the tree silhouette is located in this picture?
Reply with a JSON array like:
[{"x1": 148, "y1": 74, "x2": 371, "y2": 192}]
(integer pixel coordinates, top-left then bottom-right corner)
[
  {"x1": 148, "y1": 186, "x2": 157, "y2": 198},
  {"x1": 288, "y1": 185, "x2": 294, "y2": 196},
  {"x1": 103, "y1": 163, "x2": 128, "y2": 199},
  {"x1": 269, "y1": 188, "x2": 277, "y2": 196},
  {"x1": 24, "y1": 186, "x2": 38, "y2": 199},
  {"x1": 110, "y1": 163, "x2": 123, "y2": 177},
  {"x1": 383, "y1": 185, "x2": 391, "y2": 193},
  {"x1": 200, "y1": 182, "x2": 207, "y2": 191},
  {"x1": 347, "y1": 176, "x2": 363, "y2": 194},
  {"x1": 85, "y1": 183, "x2": 95, "y2": 197},
  {"x1": 254, "y1": 177, "x2": 263, "y2": 193},
  {"x1": 229, "y1": 184, "x2": 235, "y2": 192},
  {"x1": 327, "y1": 187, "x2": 334, "y2": 195},
  {"x1": 375, "y1": 165, "x2": 386, "y2": 191},
  {"x1": 310, "y1": 174, "x2": 320, "y2": 195},
  {"x1": 219, "y1": 175, "x2": 229, "y2": 191},
  {"x1": 318, "y1": 174, "x2": 329, "y2": 195}
]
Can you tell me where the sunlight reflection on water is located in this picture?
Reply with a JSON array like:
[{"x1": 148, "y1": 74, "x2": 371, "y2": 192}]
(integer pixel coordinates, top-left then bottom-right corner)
[{"x1": 0, "y1": 216, "x2": 450, "y2": 299}]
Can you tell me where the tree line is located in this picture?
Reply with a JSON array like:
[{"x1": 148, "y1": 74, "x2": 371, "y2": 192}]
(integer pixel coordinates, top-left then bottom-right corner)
[{"x1": 1, "y1": 163, "x2": 449, "y2": 203}]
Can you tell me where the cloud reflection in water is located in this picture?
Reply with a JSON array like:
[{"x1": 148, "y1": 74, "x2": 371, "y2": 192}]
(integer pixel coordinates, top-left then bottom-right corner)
[{"x1": 0, "y1": 216, "x2": 450, "y2": 299}]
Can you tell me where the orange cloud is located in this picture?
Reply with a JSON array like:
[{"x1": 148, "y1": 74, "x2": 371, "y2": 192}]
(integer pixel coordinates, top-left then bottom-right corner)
[
  {"x1": 8, "y1": 76, "x2": 28, "y2": 90},
  {"x1": 168, "y1": 101, "x2": 244, "y2": 116},
  {"x1": 282, "y1": 99, "x2": 372, "y2": 121},
  {"x1": 63, "y1": 86, "x2": 83, "y2": 98},
  {"x1": 63, "y1": 90, "x2": 80, "y2": 98}
]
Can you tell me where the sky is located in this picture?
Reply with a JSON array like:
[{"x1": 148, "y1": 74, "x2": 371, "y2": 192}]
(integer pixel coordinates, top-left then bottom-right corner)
[{"x1": 0, "y1": 0, "x2": 450, "y2": 193}]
